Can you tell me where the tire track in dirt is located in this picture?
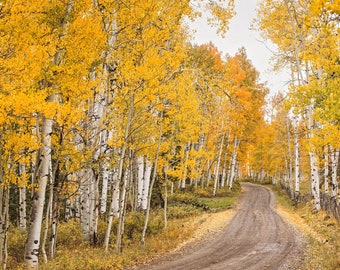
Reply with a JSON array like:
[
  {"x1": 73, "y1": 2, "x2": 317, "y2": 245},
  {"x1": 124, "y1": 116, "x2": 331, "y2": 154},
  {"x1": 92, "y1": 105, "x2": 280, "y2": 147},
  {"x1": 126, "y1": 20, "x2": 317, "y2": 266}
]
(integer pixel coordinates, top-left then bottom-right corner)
[{"x1": 135, "y1": 183, "x2": 306, "y2": 270}]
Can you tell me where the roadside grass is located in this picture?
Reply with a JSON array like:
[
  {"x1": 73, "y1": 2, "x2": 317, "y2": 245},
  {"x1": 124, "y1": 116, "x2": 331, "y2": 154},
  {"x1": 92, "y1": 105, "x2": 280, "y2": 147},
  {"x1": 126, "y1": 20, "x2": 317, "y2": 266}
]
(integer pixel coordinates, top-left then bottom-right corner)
[
  {"x1": 268, "y1": 184, "x2": 340, "y2": 270},
  {"x1": 9, "y1": 185, "x2": 241, "y2": 270}
]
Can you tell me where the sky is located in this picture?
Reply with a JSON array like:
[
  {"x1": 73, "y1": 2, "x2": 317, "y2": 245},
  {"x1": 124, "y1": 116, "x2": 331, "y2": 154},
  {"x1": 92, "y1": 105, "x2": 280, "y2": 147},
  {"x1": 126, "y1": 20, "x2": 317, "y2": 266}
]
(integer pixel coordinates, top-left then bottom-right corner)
[{"x1": 189, "y1": 0, "x2": 290, "y2": 96}]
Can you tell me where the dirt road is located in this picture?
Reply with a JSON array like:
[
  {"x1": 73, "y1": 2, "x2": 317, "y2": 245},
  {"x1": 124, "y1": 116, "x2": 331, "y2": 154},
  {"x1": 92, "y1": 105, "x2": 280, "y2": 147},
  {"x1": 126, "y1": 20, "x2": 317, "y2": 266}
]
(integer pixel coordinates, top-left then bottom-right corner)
[{"x1": 136, "y1": 183, "x2": 306, "y2": 270}]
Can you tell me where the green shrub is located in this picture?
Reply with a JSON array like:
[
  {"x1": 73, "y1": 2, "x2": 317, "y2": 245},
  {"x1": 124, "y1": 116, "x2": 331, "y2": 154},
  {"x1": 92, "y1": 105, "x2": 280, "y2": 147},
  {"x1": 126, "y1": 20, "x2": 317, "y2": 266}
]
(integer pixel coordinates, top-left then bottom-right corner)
[
  {"x1": 168, "y1": 192, "x2": 199, "y2": 205},
  {"x1": 167, "y1": 205, "x2": 201, "y2": 219}
]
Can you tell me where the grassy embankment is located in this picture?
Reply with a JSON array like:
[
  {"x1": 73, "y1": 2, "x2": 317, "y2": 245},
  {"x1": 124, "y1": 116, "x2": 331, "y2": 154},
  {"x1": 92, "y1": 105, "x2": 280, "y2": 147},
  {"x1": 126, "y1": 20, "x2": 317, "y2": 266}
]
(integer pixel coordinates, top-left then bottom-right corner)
[
  {"x1": 268, "y1": 184, "x2": 340, "y2": 270},
  {"x1": 9, "y1": 184, "x2": 241, "y2": 270}
]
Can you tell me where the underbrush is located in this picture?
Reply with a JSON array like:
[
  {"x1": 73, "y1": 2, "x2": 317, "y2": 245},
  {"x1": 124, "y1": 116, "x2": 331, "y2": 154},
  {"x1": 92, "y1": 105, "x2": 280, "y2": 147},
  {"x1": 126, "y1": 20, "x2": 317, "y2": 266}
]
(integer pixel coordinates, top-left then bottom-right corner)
[
  {"x1": 268, "y1": 184, "x2": 340, "y2": 270},
  {"x1": 9, "y1": 186, "x2": 240, "y2": 270}
]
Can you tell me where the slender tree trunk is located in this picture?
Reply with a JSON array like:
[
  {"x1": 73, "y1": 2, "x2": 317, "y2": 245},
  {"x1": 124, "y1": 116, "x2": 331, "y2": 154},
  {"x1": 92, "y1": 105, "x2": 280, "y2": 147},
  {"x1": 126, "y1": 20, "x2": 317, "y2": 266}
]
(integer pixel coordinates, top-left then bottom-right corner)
[
  {"x1": 137, "y1": 156, "x2": 145, "y2": 209},
  {"x1": 206, "y1": 160, "x2": 212, "y2": 187},
  {"x1": 0, "y1": 188, "x2": 9, "y2": 270},
  {"x1": 141, "y1": 114, "x2": 163, "y2": 245},
  {"x1": 163, "y1": 168, "x2": 168, "y2": 230},
  {"x1": 307, "y1": 105, "x2": 321, "y2": 212},
  {"x1": 49, "y1": 182, "x2": 59, "y2": 258},
  {"x1": 141, "y1": 162, "x2": 152, "y2": 210},
  {"x1": 111, "y1": 171, "x2": 120, "y2": 218},
  {"x1": 25, "y1": 114, "x2": 53, "y2": 269},
  {"x1": 213, "y1": 131, "x2": 224, "y2": 196},
  {"x1": 104, "y1": 95, "x2": 133, "y2": 252},
  {"x1": 100, "y1": 162, "x2": 110, "y2": 214},
  {"x1": 181, "y1": 143, "x2": 190, "y2": 189},
  {"x1": 19, "y1": 163, "x2": 27, "y2": 234},
  {"x1": 229, "y1": 137, "x2": 239, "y2": 190},
  {"x1": 330, "y1": 147, "x2": 339, "y2": 203},
  {"x1": 293, "y1": 116, "x2": 300, "y2": 200},
  {"x1": 287, "y1": 116, "x2": 293, "y2": 194},
  {"x1": 115, "y1": 168, "x2": 130, "y2": 252},
  {"x1": 79, "y1": 169, "x2": 91, "y2": 242},
  {"x1": 310, "y1": 152, "x2": 321, "y2": 211},
  {"x1": 41, "y1": 173, "x2": 53, "y2": 263},
  {"x1": 324, "y1": 147, "x2": 329, "y2": 195}
]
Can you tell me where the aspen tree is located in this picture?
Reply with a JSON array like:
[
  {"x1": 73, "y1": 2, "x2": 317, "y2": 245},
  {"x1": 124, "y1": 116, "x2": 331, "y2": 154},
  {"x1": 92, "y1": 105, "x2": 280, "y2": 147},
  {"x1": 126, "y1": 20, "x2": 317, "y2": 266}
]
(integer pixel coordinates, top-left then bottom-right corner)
[
  {"x1": 141, "y1": 112, "x2": 163, "y2": 245},
  {"x1": 324, "y1": 146, "x2": 329, "y2": 195},
  {"x1": 213, "y1": 126, "x2": 224, "y2": 196},
  {"x1": 293, "y1": 116, "x2": 301, "y2": 200}
]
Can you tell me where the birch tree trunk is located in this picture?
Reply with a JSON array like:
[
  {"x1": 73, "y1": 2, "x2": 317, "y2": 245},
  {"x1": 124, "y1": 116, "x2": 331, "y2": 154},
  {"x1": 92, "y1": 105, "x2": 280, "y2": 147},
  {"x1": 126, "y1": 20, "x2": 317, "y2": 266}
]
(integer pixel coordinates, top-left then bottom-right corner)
[
  {"x1": 104, "y1": 95, "x2": 133, "y2": 252},
  {"x1": 229, "y1": 137, "x2": 239, "y2": 190},
  {"x1": 141, "y1": 114, "x2": 163, "y2": 245},
  {"x1": 163, "y1": 167, "x2": 168, "y2": 230},
  {"x1": 25, "y1": 114, "x2": 53, "y2": 269},
  {"x1": 100, "y1": 165, "x2": 110, "y2": 215},
  {"x1": 111, "y1": 171, "x2": 120, "y2": 218},
  {"x1": 181, "y1": 143, "x2": 190, "y2": 189},
  {"x1": 141, "y1": 162, "x2": 152, "y2": 210},
  {"x1": 205, "y1": 160, "x2": 212, "y2": 187},
  {"x1": 330, "y1": 147, "x2": 339, "y2": 203},
  {"x1": 0, "y1": 187, "x2": 9, "y2": 270},
  {"x1": 41, "y1": 185, "x2": 51, "y2": 263},
  {"x1": 213, "y1": 132, "x2": 225, "y2": 196},
  {"x1": 137, "y1": 156, "x2": 145, "y2": 209},
  {"x1": 287, "y1": 116, "x2": 293, "y2": 195},
  {"x1": 115, "y1": 167, "x2": 130, "y2": 252},
  {"x1": 293, "y1": 116, "x2": 300, "y2": 200},
  {"x1": 19, "y1": 163, "x2": 27, "y2": 234},
  {"x1": 310, "y1": 152, "x2": 321, "y2": 211},
  {"x1": 324, "y1": 147, "x2": 329, "y2": 195},
  {"x1": 307, "y1": 105, "x2": 321, "y2": 212}
]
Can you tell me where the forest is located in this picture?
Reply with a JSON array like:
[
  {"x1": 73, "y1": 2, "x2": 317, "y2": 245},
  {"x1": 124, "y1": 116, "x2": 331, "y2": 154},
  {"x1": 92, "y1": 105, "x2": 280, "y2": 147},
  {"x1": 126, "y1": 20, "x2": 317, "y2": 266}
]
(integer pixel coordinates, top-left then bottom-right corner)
[{"x1": 0, "y1": 0, "x2": 339, "y2": 269}]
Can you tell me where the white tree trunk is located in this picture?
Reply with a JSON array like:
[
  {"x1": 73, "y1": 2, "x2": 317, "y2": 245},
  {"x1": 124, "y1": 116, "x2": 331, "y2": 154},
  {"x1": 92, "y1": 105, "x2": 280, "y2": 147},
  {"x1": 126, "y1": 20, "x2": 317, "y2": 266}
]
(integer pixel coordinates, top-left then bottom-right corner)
[
  {"x1": 229, "y1": 137, "x2": 239, "y2": 190},
  {"x1": 0, "y1": 188, "x2": 9, "y2": 270},
  {"x1": 293, "y1": 116, "x2": 300, "y2": 198},
  {"x1": 163, "y1": 168, "x2": 168, "y2": 230},
  {"x1": 100, "y1": 165, "x2": 110, "y2": 214},
  {"x1": 307, "y1": 105, "x2": 321, "y2": 211},
  {"x1": 141, "y1": 115, "x2": 163, "y2": 245},
  {"x1": 19, "y1": 163, "x2": 27, "y2": 234},
  {"x1": 136, "y1": 156, "x2": 145, "y2": 209},
  {"x1": 79, "y1": 170, "x2": 90, "y2": 241},
  {"x1": 324, "y1": 148, "x2": 329, "y2": 195},
  {"x1": 111, "y1": 171, "x2": 120, "y2": 218},
  {"x1": 330, "y1": 147, "x2": 339, "y2": 202},
  {"x1": 206, "y1": 160, "x2": 212, "y2": 187},
  {"x1": 213, "y1": 132, "x2": 224, "y2": 196},
  {"x1": 25, "y1": 115, "x2": 53, "y2": 269},
  {"x1": 141, "y1": 161, "x2": 152, "y2": 210},
  {"x1": 310, "y1": 152, "x2": 321, "y2": 211},
  {"x1": 104, "y1": 95, "x2": 133, "y2": 252},
  {"x1": 181, "y1": 143, "x2": 190, "y2": 189},
  {"x1": 287, "y1": 116, "x2": 293, "y2": 192},
  {"x1": 116, "y1": 168, "x2": 130, "y2": 252},
  {"x1": 221, "y1": 161, "x2": 226, "y2": 188}
]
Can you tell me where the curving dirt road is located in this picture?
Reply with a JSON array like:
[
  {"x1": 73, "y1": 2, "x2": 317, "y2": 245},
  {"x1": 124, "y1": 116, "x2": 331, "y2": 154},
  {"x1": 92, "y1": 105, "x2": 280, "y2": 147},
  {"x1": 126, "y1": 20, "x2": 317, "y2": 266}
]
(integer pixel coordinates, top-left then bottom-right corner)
[{"x1": 135, "y1": 183, "x2": 306, "y2": 270}]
